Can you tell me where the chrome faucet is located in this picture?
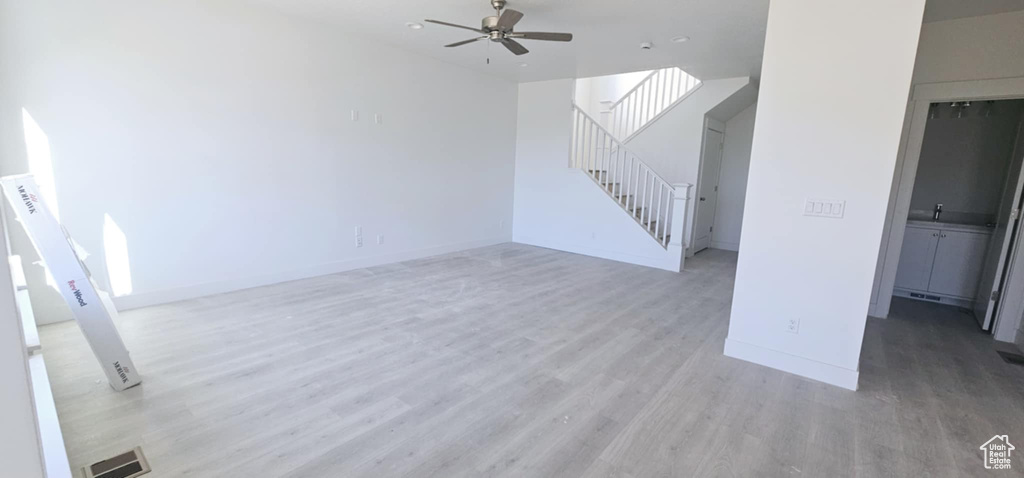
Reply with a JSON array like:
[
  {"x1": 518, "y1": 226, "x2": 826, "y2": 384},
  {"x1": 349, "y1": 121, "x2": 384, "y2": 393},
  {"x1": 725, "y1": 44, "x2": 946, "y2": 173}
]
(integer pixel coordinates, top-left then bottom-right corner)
[{"x1": 933, "y1": 203, "x2": 943, "y2": 221}]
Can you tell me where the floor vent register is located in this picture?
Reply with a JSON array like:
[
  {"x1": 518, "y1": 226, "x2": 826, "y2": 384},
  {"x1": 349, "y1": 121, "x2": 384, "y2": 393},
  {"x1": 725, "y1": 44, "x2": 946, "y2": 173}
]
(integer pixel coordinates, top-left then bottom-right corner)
[{"x1": 82, "y1": 447, "x2": 151, "y2": 478}]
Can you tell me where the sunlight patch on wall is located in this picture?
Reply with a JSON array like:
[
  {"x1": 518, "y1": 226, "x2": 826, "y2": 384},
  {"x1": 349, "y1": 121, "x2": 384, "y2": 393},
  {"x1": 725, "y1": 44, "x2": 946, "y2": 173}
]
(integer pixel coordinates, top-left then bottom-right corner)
[
  {"x1": 103, "y1": 214, "x2": 133, "y2": 296},
  {"x1": 21, "y1": 108, "x2": 59, "y2": 219}
]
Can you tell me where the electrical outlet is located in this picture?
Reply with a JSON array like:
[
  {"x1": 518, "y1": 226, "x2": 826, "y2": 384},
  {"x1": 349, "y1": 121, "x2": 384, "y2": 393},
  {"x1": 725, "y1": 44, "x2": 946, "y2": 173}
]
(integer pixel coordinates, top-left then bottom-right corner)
[
  {"x1": 499, "y1": 219, "x2": 504, "y2": 229},
  {"x1": 351, "y1": 110, "x2": 359, "y2": 121},
  {"x1": 374, "y1": 113, "x2": 382, "y2": 125},
  {"x1": 355, "y1": 226, "x2": 362, "y2": 247},
  {"x1": 787, "y1": 318, "x2": 800, "y2": 334},
  {"x1": 376, "y1": 234, "x2": 384, "y2": 245}
]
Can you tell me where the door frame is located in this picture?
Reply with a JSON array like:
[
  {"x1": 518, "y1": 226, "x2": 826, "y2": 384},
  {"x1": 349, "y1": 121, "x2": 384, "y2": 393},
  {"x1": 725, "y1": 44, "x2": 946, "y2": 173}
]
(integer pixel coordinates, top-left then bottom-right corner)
[
  {"x1": 993, "y1": 191, "x2": 1024, "y2": 342},
  {"x1": 693, "y1": 120, "x2": 725, "y2": 255},
  {"x1": 872, "y1": 77, "x2": 1024, "y2": 326}
]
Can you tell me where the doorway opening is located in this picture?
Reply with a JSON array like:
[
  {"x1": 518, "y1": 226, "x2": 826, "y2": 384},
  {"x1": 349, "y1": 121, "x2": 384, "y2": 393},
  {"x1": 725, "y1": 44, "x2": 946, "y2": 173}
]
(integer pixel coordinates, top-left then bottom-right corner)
[
  {"x1": 692, "y1": 103, "x2": 758, "y2": 255},
  {"x1": 891, "y1": 99, "x2": 1024, "y2": 336},
  {"x1": 693, "y1": 126, "x2": 724, "y2": 253}
]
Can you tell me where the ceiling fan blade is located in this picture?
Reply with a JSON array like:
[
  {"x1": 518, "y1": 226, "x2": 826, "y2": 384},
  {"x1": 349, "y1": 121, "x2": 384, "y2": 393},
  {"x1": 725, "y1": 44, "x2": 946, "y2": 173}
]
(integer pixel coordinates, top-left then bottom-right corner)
[
  {"x1": 424, "y1": 19, "x2": 485, "y2": 34},
  {"x1": 512, "y1": 32, "x2": 573, "y2": 42},
  {"x1": 501, "y1": 39, "x2": 529, "y2": 56},
  {"x1": 496, "y1": 9, "x2": 524, "y2": 30},
  {"x1": 445, "y1": 37, "x2": 487, "y2": 48}
]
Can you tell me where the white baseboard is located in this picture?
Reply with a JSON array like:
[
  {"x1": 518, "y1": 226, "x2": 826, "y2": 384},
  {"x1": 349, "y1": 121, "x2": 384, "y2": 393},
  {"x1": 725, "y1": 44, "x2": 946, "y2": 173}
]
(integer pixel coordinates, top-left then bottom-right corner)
[
  {"x1": 723, "y1": 337, "x2": 859, "y2": 391},
  {"x1": 113, "y1": 237, "x2": 510, "y2": 311},
  {"x1": 710, "y1": 240, "x2": 739, "y2": 252},
  {"x1": 867, "y1": 301, "x2": 887, "y2": 320},
  {"x1": 512, "y1": 235, "x2": 677, "y2": 272}
]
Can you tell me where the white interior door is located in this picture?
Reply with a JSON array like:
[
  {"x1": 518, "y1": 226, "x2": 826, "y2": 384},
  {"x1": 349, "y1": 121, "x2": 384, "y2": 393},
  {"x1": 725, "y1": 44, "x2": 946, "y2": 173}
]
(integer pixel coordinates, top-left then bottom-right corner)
[
  {"x1": 974, "y1": 119, "x2": 1024, "y2": 330},
  {"x1": 694, "y1": 128, "x2": 724, "y2": 253}
]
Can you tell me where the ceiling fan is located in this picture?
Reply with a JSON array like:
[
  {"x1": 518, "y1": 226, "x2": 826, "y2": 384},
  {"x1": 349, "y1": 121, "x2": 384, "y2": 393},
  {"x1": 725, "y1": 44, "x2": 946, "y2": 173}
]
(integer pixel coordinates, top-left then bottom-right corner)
[{"x1": 425, "y1": 0, "x2": 573, "y2": 56}]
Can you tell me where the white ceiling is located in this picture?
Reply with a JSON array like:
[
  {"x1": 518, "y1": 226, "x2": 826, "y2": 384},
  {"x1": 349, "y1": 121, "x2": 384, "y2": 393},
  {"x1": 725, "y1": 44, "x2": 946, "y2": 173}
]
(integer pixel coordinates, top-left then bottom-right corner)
[
  {"x1": 250, "y1": 0, "x2": 770, "y2": 83},
  {"x1": 248, "y1": 0, "x2": 1024, "y2": 84},
  {"x1": 924, "y1": 0, "x2": 1024, "y2": 22}
]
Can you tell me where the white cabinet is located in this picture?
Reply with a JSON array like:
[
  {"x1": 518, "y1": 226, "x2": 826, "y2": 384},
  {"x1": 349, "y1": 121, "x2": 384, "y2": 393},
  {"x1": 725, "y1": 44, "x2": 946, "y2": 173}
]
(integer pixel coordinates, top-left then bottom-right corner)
[
  {"x1": 894, "y1": 223, "x2": 991, "y2": 300},
  {"x1": 894, "y1": 227, "x2": 940, "y2": 291},
  {"x1": 929, "y1": 230, "x2": 990, "y2": 298}
]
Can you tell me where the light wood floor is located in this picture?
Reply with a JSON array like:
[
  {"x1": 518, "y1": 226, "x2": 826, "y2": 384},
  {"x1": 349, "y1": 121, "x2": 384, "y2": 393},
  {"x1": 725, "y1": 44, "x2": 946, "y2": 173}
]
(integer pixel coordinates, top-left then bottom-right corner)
[{"x1": 40, "y1": 244, "x2": 1024, "y2": 477}]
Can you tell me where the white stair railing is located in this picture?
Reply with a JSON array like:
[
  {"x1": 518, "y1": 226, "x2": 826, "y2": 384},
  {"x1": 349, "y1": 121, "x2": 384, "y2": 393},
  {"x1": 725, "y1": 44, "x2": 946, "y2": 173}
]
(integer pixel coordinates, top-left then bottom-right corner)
[
  {"x1": 571, "y1": 104, "x2": 674, "y2": 247},
  {"x1": 607, "y1": 67, "x2": 701, "y2": 142}
]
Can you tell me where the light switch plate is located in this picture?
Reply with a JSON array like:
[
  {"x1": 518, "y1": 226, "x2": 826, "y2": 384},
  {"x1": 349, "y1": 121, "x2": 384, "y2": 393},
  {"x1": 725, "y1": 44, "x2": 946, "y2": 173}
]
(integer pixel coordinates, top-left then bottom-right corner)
[{"x1": 804, "y1": 198, "x2": 845, "y2": 219}]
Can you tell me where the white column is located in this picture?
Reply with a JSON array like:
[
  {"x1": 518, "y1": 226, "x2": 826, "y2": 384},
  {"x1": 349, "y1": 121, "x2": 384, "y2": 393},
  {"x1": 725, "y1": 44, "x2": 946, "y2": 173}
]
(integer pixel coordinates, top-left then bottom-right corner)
[
  {"x1": 668, "y1": 183, "x2": 693, "y2": 272},
  {"x1": 724, "y1": 0, "x2": 926, "y2": 390}
]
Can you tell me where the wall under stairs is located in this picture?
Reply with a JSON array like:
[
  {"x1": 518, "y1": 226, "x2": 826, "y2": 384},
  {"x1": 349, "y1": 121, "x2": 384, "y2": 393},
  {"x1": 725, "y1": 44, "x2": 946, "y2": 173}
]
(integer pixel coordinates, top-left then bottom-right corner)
[
  {"x1": 624, "y1": 76, "x2": 755, "y2": 252},
  {"x1": 513, "y1": 79, "x2": 682, "y2": 271},
  {"x1": 514, "y1": 76, "x2": 758, "y2": 271}
]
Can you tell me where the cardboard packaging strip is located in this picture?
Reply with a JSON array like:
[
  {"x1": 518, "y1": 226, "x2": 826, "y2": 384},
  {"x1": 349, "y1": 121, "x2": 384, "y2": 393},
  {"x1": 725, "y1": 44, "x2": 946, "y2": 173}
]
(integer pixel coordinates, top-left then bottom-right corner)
[{"x1": 1, "y1": 174, "x2": 141, "y2": 391}]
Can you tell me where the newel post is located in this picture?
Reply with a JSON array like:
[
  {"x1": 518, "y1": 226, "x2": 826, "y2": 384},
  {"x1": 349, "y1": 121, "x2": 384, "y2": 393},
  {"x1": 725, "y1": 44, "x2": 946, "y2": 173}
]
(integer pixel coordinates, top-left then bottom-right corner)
[{"x1": 668, "y1": 183, "x2": 693, "y2": 272}]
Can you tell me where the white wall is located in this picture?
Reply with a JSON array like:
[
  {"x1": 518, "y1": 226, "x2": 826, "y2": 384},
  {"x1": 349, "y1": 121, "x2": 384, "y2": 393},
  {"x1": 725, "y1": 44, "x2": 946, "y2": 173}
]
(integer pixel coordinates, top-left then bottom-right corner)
[
  {"x1": 574, "y1": 70, "x2": 652, "y2": 129},
  {"x1": 512, "y1": 79, "x2": 677, "y2": 270},
  {"x1": 725, "y1": 0, "x2": 925, "y2": 390},
  {"x1": 0, "y1": 0, "x2": 518, "y2": 317},
  {"x1": 913, "y1": 11, "x2": 1024, "y2": 85},
  {"x1": 711, "y1": 103, "x2": 757, "y2": 251},
  {"x1": 870, "y1": 10, "x2": 1024, "y2": 316},
  {"x1": 626, "y1": 77, "x2": 751, "y2": 185},
  {"x1": 625, "y1": 77, "x2": 753, "y2": 249},
  {"x1": 909, "y1": 101, "x2": 1024, "y2": 221}
]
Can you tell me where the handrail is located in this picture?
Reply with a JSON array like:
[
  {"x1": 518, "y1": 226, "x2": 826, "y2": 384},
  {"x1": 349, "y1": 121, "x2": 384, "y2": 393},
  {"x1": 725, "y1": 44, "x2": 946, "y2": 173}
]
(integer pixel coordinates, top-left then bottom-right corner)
[
  {"x1": 605, "y1": 67, "x2": 701, "y2": 142},
  {"x1": 572, "y1": 105, "x2": 673, "y2": 186},
  {"x1": 609, "y1": 69, "x2": 660, "y2": 109},
  {"x1": 571, "y1": 103, "x2": 675, "y2": 247}
]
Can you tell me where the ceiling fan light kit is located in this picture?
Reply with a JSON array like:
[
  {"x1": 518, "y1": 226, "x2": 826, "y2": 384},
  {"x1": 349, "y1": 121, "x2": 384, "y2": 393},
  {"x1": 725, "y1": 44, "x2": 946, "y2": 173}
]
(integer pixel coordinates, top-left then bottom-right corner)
[{"x1": 425, "y1": 0, "x2": 573, "y2": 56}]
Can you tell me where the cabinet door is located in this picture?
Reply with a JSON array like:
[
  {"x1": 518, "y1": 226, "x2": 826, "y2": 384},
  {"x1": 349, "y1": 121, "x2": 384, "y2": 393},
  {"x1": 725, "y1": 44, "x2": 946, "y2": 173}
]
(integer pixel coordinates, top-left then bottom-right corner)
[
  {"x1": 928, "y1": 230, "x2": 991, "y2": 298},
  {"x1": 894, "y1": 227, "x2": 940, "y2": 291}
]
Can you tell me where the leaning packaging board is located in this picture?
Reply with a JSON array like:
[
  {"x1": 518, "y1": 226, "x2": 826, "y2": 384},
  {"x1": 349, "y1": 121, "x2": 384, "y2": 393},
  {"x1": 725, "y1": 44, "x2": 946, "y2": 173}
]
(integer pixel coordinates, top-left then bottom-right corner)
[{"x1": 1, "y1": 174, "x2": 141, "y2": 391}]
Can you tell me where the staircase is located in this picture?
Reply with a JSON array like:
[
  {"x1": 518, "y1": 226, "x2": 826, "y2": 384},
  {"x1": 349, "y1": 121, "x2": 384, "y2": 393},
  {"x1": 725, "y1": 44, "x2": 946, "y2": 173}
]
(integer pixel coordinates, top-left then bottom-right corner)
[
  {"x1": 571, "y1": 105, "x2": 681, "y2": 248},
  {"x1": 569, "y1": 66, "x2": 700, "y2": 267},
  {"x1": 605, "y1": 67, "x2": 701, "y2": 143}
]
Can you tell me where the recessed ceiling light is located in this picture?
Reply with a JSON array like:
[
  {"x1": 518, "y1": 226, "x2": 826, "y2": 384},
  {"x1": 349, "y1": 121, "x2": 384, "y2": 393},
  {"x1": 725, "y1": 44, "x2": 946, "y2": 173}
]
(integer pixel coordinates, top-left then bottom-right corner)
[
  {"x1": 671, "y1": 36, "x2": 690, "y2": 43},
  {"x1": 406, "y1": 22, "x2": 424, "y2": 30},
  {"x1": 519, "y1": 62, "x2": 529, "y2": 67}
]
